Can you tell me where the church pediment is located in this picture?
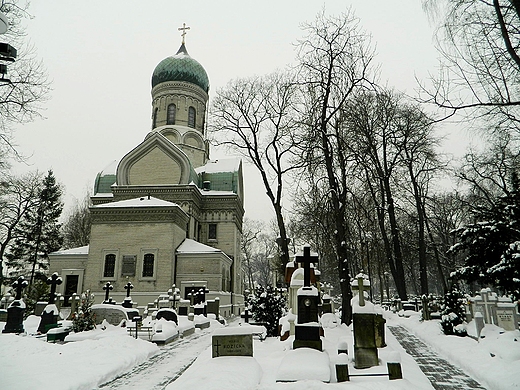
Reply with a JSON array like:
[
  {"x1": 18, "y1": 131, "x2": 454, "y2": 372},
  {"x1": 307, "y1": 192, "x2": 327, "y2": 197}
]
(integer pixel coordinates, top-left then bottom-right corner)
[{"x1": 117, "y1": 132, "x2": 193, "y2": 186}]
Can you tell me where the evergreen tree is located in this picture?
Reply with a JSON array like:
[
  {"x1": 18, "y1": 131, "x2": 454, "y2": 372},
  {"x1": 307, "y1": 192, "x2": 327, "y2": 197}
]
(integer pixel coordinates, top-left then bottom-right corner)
[
  {"x1": 249, "y1": 285, "x2": 286, "y2": 337},
  {"x1": 72, "y1": 290, "x2": 97, "y2": 332},
  {"x1": 440, "y1": 285, "x2": 467, "y2": 337},
  {"x1": 5, "y1": 170, "x2": 63, "y2": 286},
  {"x1": 450, "y1": 171, "x2": 520, "y2": 298}
]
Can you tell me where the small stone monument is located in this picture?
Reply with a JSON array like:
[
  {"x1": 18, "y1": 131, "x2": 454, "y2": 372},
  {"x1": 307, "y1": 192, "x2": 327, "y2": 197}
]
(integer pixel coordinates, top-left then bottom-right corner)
[
  {"x1": 102, "y1": 282, "x2": 113, "y2": 304},
  {"x1": 122, "y1": 282, "x2": 134, "y2": 308},
  {"x1": 2, "y1": 276, "x2": 29, "y2": 334},
  {"x1": 495, "y1": 302, "x2": 519, "y2": 331},
  {"x1": 293, "y1": 245, "x2": 322, "y2": 351},
  {"x1": 352, "y1": 275, "x2": 379, "y2": 369},
  {"x1": 37, "y1": 273, "x2": 63, "y2": 334},
  {"x1": 473, "y1": 288, "x2": 498, "y2": 325}
]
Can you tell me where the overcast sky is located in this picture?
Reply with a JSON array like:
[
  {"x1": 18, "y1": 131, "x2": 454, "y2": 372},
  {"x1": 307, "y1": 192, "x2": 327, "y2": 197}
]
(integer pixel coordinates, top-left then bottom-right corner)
[{"x1": 10, "y1": 1, "x2": 461, "y2": 222}]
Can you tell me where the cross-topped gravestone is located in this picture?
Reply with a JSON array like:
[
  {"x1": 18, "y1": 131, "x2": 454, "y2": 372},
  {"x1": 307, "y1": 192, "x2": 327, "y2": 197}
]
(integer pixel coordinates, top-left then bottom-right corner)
[
  {"x1": 124, "y1": 282, "x2": 133, "y2": 297},
  {"x1": 13, "y1": 276, "x2": 28, "y2": 300},
  {"x1": 295, "y1": 245, "x2": 318, "y2": 287},
  {"x1": 46, "y1": 273, "x2": 62, "y2": 304},
  {"x1": 178, "y1": 23, "x2": 190, "y2": 44},
  {"x1": 241, "y1": 308, "x2": 252, "y2": 323},
  {"x1": 2, "y1": 277, "x2": 29, "y2": 333},
  {"x1": 103, "y1": 282, "x2": 113, "y2": 303},
  {"x1": 352, "y1": 276, "x2": 369, "y2": 307},
  {"x1": 475, "y1": 288, "x2": 498, "y2": 324}
]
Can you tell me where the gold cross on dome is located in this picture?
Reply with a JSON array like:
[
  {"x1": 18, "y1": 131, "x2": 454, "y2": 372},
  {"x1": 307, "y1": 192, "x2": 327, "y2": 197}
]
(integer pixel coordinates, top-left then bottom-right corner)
[{"x1": 178, "y1": 23, "x2": 190, "y2": 44}]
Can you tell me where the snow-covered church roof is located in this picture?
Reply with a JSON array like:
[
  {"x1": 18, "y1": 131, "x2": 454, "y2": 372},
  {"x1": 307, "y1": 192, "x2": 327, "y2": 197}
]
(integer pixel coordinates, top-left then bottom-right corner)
[
  {"x1": 176, "y1": 238, "x2": 221, "y2": 254},
  {"x1": 93, "y1": 196, "x2": 179, "y2": 208}
]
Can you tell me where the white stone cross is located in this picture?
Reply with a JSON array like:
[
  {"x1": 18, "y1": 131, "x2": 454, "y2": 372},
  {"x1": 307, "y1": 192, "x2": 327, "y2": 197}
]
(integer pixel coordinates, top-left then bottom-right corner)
[{"x1": 476, "y1": 289, "x2": 497, "y2": 324}]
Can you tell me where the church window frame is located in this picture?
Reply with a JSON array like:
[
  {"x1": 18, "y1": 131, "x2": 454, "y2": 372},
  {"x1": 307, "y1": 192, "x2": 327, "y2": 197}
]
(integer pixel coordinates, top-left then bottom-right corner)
[
  {"x1": 167, "y1": 103, "x2": 176, "y2": 125},
  {"x1": 208, "y1": 223, "x2": 217, "y2": 241},
  {"x1": 101, "y1": 250, "x2": 119, "y2": 281},
  {"x1": 139, "y1": 248, "x2": 158, "y2": 280},
  {"x1": 188, "y1": 106, "x2": 196, "y2": 128}
]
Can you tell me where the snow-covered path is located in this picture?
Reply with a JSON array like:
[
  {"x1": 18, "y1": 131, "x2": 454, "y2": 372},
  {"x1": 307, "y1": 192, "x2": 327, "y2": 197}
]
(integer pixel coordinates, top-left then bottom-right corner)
[
  {"x1": 98, "y1": 331, "x2": 212, "y2": 390},
  {"x1": 389, "y1": 325, "x2": 487, "y2": 389}
]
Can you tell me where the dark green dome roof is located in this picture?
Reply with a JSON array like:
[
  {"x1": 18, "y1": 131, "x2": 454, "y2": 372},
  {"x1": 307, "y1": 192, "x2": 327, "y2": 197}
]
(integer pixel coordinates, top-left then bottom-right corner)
[{"x1": 151, "y1": 44, "x2": 209, "y2": 92}]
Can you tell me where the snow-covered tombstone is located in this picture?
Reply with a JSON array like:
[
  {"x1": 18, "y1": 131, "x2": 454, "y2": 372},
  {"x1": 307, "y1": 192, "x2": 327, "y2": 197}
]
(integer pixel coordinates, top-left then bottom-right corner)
[
  {"x1": 473, "y1": 288, "x2": 498, "y2": 325},
  {"x1": 2, "y1": 276, "x2": 28, "y2": 334},
  {"x1": 351, "y1": 275, "x2": 380, "y2": 368},
  {"x1": 440, "y1": 285, "x2": 467, "y2": 336},
  {"x1": 37, "y1": 273, "x2": 63, "y2": 334}
]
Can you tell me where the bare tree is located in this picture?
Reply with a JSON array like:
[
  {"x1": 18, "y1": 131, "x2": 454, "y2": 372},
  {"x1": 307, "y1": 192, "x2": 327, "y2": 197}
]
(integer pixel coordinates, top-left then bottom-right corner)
[
  {"x1": 61, "y1": 192, "x2": 92, "y2": 249},
  {"x1": 0, "y1": 1, "x2": 50, "y2": 161},
  {"x1": 421, "y1": 0, "x2": 520, "y2": 119},
  {"x1": 295, "y1": 8, "x2": 378, "y2": 324},
  {"x1": 0, "y1": 171, "x2": 40, "y2": 289},
  {"x1": 210, "y1": 71, "x2": 303, "y2": 277}
]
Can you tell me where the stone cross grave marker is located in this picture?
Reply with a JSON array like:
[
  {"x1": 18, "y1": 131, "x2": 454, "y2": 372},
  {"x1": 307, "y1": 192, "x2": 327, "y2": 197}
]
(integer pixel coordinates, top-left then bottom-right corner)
[
  {"x1": 2, "y1": 276, "x2": 28, "y2": 334},
  {"x1": 295, "y1": 245, "x2": 318, "y2": 287},
  {"x1": 103, "y1": 282, "x2": 113, "y2": 303},
  {"x1": 474, "y1": 289, "x2": 498, "y2": 324},
  {"x1": 122, "y1": 282, "x2": 134, "y2": 308},
  {"x1": 124, "y1": 282, "x2": 133, "y2": 297},
  {"x1": 46, "y1": 273, "x2": 62, "y2": 304},
  {"x1": 241, "y1": 308, "x2": 252, "y2": 323},
  {"x1": 352, "y1": 276, "x2": 369, "y2": 307},
  {"x1": 14, "y1": 276, "x2": 28, "y2": 300}
]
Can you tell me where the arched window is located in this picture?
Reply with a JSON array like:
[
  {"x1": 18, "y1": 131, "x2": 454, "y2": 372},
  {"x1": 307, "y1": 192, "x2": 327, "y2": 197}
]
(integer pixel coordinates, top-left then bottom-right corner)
[
  {"x1": 103, "y1": 254, "x2": 116, "y2": 278},
  {"x1": 167, "y1": 104, "x2": 176, "y2": 125},
  {"x1": 152, "y1": 107, "x2": 158, "y2": 129},
  {"x1": 142, "y1": 253, "x2": 154, "y2": 277},
  {"x1": 188, "y1": 106, "x2": 196, "y2": 128}
]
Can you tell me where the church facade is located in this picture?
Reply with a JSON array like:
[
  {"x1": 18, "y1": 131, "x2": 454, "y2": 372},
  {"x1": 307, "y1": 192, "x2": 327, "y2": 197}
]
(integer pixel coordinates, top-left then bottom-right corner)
[{"x1": 49, "y1": 39, "x2": 245, "y2": 317}]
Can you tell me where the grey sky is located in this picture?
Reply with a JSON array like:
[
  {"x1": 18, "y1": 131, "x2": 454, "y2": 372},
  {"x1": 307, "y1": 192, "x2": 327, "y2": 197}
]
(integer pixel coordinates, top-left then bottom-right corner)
[{"x1": 11, "y1": 1, "x2": 452, "y2": 222}]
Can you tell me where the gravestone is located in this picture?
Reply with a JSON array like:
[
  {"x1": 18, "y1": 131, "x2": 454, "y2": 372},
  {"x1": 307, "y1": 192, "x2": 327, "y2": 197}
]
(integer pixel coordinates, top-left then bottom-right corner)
[
  {"x1": 102, "y1": 282, "x2": 113, "y2": 304},
  {"x1": 352, "y1": 276, "x2": 379, "y2": 369},
  {"x1": 212, "y1": 328, "x2": 254, "y2": 358},
  {"x1": 292, "y1": 245, "x2": 322, "y2": 351},
  {"x1": 156, "y1": 308, "x2": 178, "y2": 324},
  {"x1": 374, "y1": 313, "x2": 386, "y2": 348},
  {"x1": 177, "y1": 299, "x2": 189, "y2": 316},
  {"x1": 474, "y1": 312, "x2": 485, "y2": 339},
  {"x1": 473, "y1": 288, "x2": 498, "y2": 325},
  {"x1": 421, "y1": 295, "x2": 431, "y2": 321},
  {"x1": 122, "y1": 282, "x2": 134, "y2": 308},
  {"x1": 66, "y1": 294, "x2": 80, "y2": 320},
  {"x1": 495, "y1": 303, "x2": 518, "y2": 331},
  {"x1": 91, "y1": 304, "x2": 139, "y2": 325},
  {"x1": 241, "y1": 308, "x2": 252, "y2": 323},
  {"x1": 37, "y1": 273, "x2": 63, "y2": 334},
  {"x1": 1, "y1": 292, "x2": 13, "y2": 310},
  {"x1": 2, "y1": 276, "x2": 28, "y2": 334},
  {"x1": 206, "y1": 298, "x2": 220, "y2": 320}
]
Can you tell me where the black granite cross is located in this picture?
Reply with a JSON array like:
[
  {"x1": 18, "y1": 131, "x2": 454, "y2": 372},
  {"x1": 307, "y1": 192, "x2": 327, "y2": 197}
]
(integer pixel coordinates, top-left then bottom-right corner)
[
  {"x1": 103, "y1": 282, "x2": 113, "y2": 303},
  {"x1": 241, "y1": 308, "x2": 252, "y2": 323},
  {"x1": 46, "y1": 273, "x2": 63, "y2": 304},
  {"x1": 124, "y1": 282, "x2": 133, "y2": 298},
  {"x1": 295, "y1": 245, "x2": 318, "y2": 287},
  {"x1": 12, "y1": 276, "x2": 28, "y2": 300}
]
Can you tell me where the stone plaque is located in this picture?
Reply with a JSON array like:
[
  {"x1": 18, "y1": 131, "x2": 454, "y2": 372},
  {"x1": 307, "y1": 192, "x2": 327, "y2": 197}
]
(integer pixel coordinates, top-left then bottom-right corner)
[
  {"x1": 496, "y1": 304, "x2": 517, "y2": 331},
  {"x1": 121, "y1": 255, "x2": 136, "y2": 276},
  {"x1": 212, "y1": 334, "x2": 253, "y2": 358}
]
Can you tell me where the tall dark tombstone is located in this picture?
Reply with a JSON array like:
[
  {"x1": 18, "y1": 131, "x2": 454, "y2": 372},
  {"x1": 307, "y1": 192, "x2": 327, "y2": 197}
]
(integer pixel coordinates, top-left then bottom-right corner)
[
  {"x1": 293, "y1": 245, "x2": 322, "y2": 351},
  {"x1": 103, "y1": 282, "x2": 113, "y2": 304},
  {"x1": 122, "y1": 282, "x2": 134, "y2": 308},
  {"x1": 2, "y1": 276, "x2": 28, "y2": 334},
  {"x1": 37, "y1": 273, "x2": 63, "y2": 334},
  {"x1": 352, "y1": 276, "x2": 379, "y2": 368}
]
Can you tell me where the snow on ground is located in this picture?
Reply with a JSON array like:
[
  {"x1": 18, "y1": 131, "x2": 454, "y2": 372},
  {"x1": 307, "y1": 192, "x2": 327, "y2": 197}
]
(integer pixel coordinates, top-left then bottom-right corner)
[
  {"x1": 1, "y1": 309, "x2": 519, "y2": 389},
  {"x1": 389, "y1": 310, "x2": 520, "y2": 390}
]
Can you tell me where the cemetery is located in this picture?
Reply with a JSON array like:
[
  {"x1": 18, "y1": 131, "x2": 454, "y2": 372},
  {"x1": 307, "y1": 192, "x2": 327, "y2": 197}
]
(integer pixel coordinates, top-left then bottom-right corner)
[{"x1": 1, "y1": 245, "x2": 520, "y2": 389}]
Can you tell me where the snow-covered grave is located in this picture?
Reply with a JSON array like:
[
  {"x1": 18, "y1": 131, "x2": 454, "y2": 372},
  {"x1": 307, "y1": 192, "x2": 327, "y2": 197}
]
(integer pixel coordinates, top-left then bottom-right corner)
[{"x1": 467, "y1": 287, "x2": 519, "y2": 330}]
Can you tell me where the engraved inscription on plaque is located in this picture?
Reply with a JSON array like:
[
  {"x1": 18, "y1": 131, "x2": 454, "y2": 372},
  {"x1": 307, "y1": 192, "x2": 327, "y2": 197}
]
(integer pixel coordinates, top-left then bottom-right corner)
[{"x1": 121, "y1": 255, "x2": 136, "y2": 276}]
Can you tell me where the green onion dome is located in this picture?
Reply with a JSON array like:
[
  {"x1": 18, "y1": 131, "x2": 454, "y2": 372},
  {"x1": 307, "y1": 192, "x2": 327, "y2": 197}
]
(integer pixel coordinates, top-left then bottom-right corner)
[{"x1": 151, "y1": 43, "x2": 209, "y2": 92}]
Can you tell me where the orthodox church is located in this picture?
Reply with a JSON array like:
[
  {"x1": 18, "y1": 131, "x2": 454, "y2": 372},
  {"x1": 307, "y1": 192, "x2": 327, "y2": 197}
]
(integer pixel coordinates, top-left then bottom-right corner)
[{"x1": 49, "y1": 31, "x2": 245, "y2": 317}]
